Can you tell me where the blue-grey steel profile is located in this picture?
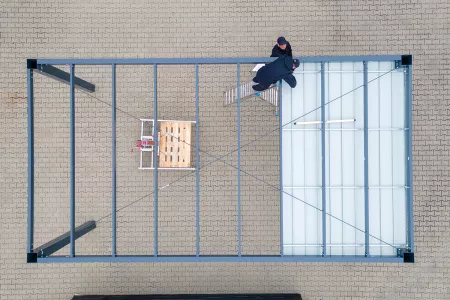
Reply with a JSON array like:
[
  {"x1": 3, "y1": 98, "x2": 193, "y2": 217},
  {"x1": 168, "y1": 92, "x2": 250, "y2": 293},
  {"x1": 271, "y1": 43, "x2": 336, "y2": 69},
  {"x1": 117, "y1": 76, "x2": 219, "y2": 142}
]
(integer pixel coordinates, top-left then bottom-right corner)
[
  {"x1": 279, "y1": 80, "x2": 283, "y2": 256},
  {"x1": 70, "y1": 64, "x2": 76, "y2": 257},
  {"x1": 27, "y1": 68, "x2": 34, "y2": 254},
  {"x1": 112, "y1": 64, "x2": 117, "y2": 257},
  {"x1": 321, "y1": 62, "x2": 326, "y2": 256},
  {"x1": 363, "y1": 61, "x2": 370, "y2": 257},
  {"x1": 237, "y1": 63, "x2": 242, "y2": 257},
  {"x1": 406, "y1": 64, "x2": 414, "y2": 253},
  {"x1": 195, "y1": 64, "x2": 200, "y2": 257},
  {"x1": 153, "y1": 64, "x2": 158, "y2": 257},
  {"x1": 36, "y1": 55, "x2": 404, "y2": 65}
]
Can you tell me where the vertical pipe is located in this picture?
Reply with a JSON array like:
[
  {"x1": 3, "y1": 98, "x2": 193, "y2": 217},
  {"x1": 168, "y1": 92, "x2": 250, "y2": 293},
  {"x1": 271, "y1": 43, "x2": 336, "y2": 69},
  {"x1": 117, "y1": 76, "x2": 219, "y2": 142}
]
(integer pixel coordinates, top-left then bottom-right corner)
[
  {"x1": 405, "y1": 64, "x2": 414, "y2": 252},
  {"x1": 279, "y1": 80, "x2": 284, "y2": 256},
  {"x1": 363, "y1": 61, "x2": 370, "y2": 257},
  {"x1": 153, "y1": 64, "x2": 158, "y2": 257},
  {"x1": 237, "y1": 64, "x2": 241, "y2": 257},
  {"x1": 195, "y1": 64, "x2": 200, "y2": 257},
  {"x1": 70, "y1": 64, "x2": 75, "y2": 257},
  {"x1": 320, "y1": 62, "x2": 326, "y2": 256},
  {"x1": 27, "y1": 68, "x2": 34, "y2": 254},
  {"x1": 111, "y1": 64, "x2": 117, "y2": 257}
]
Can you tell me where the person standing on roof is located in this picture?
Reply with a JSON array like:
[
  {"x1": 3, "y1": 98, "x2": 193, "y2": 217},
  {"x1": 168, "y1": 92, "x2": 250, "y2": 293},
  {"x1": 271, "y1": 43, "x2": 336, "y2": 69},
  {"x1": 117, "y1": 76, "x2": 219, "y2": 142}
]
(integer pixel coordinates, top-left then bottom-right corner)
[
  {"x1": 252, "y1": 55, "x2": 300, "y2": 92},
  {"x1": 271, "y1": 36, "x2": 293, "y2": 57}
]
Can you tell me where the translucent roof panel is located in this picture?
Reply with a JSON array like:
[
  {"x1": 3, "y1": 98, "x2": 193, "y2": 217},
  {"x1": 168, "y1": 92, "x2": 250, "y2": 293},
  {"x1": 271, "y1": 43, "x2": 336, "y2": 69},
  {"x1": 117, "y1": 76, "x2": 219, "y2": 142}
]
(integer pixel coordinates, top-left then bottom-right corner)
[{"x1": 282, "y1": 61, "x2": 408, "y2": 257}]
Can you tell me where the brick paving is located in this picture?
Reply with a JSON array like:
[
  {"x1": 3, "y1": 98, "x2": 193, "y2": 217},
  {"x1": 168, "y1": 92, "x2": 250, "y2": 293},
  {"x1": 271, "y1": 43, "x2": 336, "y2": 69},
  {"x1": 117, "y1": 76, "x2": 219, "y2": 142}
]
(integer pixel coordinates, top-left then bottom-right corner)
[{"x1": 0, "y1": 0, "x2": 449, "y2": 299}]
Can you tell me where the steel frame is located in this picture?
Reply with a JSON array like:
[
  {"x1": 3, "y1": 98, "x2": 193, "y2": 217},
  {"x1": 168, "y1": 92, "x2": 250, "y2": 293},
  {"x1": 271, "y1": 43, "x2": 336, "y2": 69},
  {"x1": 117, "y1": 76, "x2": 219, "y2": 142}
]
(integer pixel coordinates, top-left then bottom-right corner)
[{"x1": 26, "y1": 55, "x2": 414, "y2": 263}]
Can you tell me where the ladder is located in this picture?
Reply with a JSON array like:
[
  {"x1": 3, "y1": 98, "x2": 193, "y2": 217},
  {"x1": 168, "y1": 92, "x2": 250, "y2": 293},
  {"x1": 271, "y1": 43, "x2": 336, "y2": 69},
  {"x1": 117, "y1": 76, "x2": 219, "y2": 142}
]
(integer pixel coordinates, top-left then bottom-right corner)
[{"x1": 224, "y1": 81, "x2": 279, "y2": 107}]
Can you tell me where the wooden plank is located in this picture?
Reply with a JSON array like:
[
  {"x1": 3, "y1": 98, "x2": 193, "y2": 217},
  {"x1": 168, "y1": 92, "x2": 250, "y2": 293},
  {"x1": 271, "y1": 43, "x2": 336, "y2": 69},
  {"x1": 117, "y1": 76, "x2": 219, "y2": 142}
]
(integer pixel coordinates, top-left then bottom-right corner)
[
  {"x1": 182, "y1": 123, "x2": 191, "y2": 167},
  {"x1": 159, "y1": 124, "x2": 169, "y2": 168}
]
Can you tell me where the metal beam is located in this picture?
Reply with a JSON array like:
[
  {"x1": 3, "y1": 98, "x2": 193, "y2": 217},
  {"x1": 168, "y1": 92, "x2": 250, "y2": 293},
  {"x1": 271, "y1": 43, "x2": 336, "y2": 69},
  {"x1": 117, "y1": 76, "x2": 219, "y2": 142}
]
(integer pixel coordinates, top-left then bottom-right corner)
[
  {"x1": 27, "y1": 68, "x2": 34, "y2": 255},
  {"x1": 237, "y1": 63, "x2": 241, "y2": 257},
  {"x1": 111, "y1": 64, "x2": 117, "y2": 257},
  {"x1": 195, "y1": 63, "x2": 200, "y2": 257},
  {"x1": 36, "y1": 64, "x2": 95, "y2": 92},
  {"x1": 32, "y1": 221, "x2": 96, "y2": 258},
  {"x1": 153, "y1": 64, "x2": 158, "y2": 257},
  {"x1": 70, "y1": 64, "x2": 76, "y2": 257},
  {"x1": 321, "y1": 62, "x2": 326, "y2": 256},
  {"x1": 363, "y1": 61, "x2": 370, "y2": 257},
  {"x1": 37, "y1": 254, "x2": 404, "y2": 263},
  {"x1": 36, "y1": 55, "x2": 404, "y2": 66},
  {"x1": 279, "y1": 80, "x2": 283, "y2": 257},
  {"x1": 405, "y1": 63, "x2": 414, "y2": 253}
]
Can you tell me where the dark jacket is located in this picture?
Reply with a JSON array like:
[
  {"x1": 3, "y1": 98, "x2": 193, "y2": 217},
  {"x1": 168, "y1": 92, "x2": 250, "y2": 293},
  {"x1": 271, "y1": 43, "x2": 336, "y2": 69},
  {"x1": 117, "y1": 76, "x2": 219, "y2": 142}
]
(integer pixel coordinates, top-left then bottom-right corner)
[
  {"x1": 252, "y1": 55, "x2": 297, "y2": 91},
  {"x1": 271, "y1": 42, "x2": 293, "y2": 57}
]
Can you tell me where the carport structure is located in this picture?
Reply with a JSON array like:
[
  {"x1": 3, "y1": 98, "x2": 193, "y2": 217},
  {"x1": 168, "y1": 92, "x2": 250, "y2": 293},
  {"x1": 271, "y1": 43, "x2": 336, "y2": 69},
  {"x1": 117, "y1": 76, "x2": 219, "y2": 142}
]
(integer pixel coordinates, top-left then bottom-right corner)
[{"x1": 26, "y1": 55, "x2": 414, "y2": 263}]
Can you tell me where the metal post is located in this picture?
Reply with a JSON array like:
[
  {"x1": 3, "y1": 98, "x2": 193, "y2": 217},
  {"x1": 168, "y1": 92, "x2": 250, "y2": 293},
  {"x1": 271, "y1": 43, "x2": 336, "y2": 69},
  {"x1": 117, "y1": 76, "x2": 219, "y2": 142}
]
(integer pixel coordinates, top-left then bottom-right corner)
[
  {"x1": 69, "y1": 64, "x2": 75, "y2": 257},
  {"x1": 237, "y1": 63, "x2": 241, "y2": 257},
  {"x1": 279, "y1": 80, "x2": 284, "y2": 256},
  {"x1": 195, "y1": 64, "x2": 200, "y2": 257},
  {"x1": 405, "y1": 64, "x2": 414, "y2": 252},
  {"x1": 363, "y1": 61, "x2": 370, "y2": 257},
  {"x1": 111, "y1": 64, "x2": 117, "y2": 257},
  {"x1": 153, "y1": 64, "x2": 158, "y2": 257},
  {"x1": 27, "y1": 68, "x2": 34, "y2": 254},
  {"x1": 321, "y1": 62, "x2": 326, "y2": 256}
]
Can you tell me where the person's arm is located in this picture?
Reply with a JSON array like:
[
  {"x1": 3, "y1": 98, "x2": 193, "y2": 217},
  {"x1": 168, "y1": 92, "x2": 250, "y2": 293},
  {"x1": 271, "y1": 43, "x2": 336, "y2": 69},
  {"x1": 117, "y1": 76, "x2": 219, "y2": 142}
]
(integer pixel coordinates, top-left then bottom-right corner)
[
  {"x1": 252, "y1": 83, "x2": 269, "y2": 92},
  {"x1": 283, "y1": 74, "x2": 297, "y2": 88},
  {"x1": 287, "y1": 42, "x2": 293, "y2": 57},
  {"x1": 271, "y1": 46, "x2": 282, "y2": 57}
]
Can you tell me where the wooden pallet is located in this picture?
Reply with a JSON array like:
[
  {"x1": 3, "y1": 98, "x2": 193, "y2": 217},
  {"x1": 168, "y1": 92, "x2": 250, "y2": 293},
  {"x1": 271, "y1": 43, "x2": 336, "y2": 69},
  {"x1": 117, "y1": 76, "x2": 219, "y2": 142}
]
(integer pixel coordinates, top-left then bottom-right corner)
[{"x1": 159, "y1": 122, "x2": 192, "y2": 168}]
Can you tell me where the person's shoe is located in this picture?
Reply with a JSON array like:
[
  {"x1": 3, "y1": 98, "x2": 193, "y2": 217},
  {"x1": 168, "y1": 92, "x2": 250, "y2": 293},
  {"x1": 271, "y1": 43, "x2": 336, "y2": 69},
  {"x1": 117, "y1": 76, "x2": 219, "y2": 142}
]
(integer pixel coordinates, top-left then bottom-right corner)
[{"x1": 255, "y1": 92, "x2": 261, "y2": 97}]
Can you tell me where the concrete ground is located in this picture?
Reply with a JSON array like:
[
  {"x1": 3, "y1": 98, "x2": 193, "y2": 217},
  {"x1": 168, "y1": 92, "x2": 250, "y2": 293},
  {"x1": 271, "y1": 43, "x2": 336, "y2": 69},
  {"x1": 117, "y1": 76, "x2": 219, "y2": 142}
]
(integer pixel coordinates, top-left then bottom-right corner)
[{"x1": 0, "y1": 0, "x2": 449, "y2": 299}]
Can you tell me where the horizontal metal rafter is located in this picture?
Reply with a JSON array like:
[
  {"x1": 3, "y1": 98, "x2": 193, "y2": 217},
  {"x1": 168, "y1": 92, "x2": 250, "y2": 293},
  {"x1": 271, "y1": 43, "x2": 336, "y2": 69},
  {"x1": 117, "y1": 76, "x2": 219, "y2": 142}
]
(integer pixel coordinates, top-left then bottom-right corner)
[{"x1": 36, "y1": 55, "x2": 404, "y2": 65}]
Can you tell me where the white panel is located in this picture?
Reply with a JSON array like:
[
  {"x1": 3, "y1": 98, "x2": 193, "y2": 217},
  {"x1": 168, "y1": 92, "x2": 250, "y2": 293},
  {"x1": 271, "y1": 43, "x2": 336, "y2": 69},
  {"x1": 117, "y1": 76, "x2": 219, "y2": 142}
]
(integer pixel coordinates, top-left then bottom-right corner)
[
  {"x1": 305, "y1": 189, "x2": 321, "y2": 255},
  {"x1": 368, "y1": 62, "x2": 380, "y2": 128},
  {"x1": 342, "y1": 131, "x2": 355, "y2": 186},
  {"x1": 369, "y1": 189, "x2": 382, "y2": 255},
  {"x1": 379, "y1": 61, "x2": 394, "y2": 71},
  {"x1": 380, "y1": 189, "x2": 394, "y2": 256},
  {"x1": 292, "y1": 132, "x2": 305, "y2": 187},
  {"x1": 380, "y1": 131, "x2": 393, "y2": 186},
  {"x1": 329, "y1": 189, "x2": 343, "y2": 255},
  {"x1": 302, "y1": 64, "x2": 321, "y2": 122},
  {"x1": 282, "y1": 188, "x2": 293, "y2": 255},
  {"x1": 342, "y1": 189, "x2": 357, "y2": 255},
  {"x1": 391, "y1": 72, "x2": 405, "y2": 128},
  {"x1": 282, "y1": 131, "x2": 292, "y2": 187},
  {"x1": 329, "y1": 131, "x2": 342, "y2": 186},
  {"x1": 393, "y1": 188, "x2": 407, "y2": 245},
  {"x1": 292, "y1": 189, "x2": 306, "y2": 255},
  {"x1": 379, "y1": 71, "x2": 392, "y2": 128},
  {"x1": 355, "y1": 132, "x2": 365, "y2": 187},
  {"x1": 291, "y1": 72, "x2": 304, "y2": 128},
  {"x1": 282, "y1": 74, "x2": 293, "y2": 129},
  {"x1": 305, "y1": 131, "x2": 320, "y2": 186},
  {"x1": 355, "y1": 188, "x2": 366, "y2": 256},
  {"x1": 368, "y1": 131, "x2": 380, "y2": 186},
  {"x1": 392, "y1": 131, "x2": 406, "y2": 186}
]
